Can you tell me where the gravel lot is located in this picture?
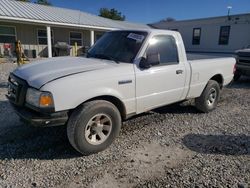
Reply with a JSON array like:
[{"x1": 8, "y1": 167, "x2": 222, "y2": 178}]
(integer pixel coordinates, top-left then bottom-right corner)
[{"x1": 0, "y1": 62, "x2": 249, "y2": 188}]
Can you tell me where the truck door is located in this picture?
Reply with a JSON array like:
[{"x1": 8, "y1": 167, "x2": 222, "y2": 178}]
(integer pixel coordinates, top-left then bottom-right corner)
[{"x1": 135, "y1": 35, "x2": 186, "y2": 113}]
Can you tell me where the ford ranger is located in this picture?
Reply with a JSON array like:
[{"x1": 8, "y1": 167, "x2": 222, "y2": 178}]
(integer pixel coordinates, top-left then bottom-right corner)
[{"x1": 7, "y1": 29, "x2": 235, "y2": 155}]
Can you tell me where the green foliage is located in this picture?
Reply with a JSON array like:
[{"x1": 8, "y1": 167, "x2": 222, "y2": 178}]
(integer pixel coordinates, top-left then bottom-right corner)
[
  {"x1": 36, "y1": 0, "x2": 52, "y2": 5},
  {"x1": 16, "y1": 0, "x2": 31, "y2": 2},
  {"x1": 99, "y1": 8, "x2": 125, "y2": 21},
  {"x1": 15, "y1": 0, "x2": 52, "y2": 5}
]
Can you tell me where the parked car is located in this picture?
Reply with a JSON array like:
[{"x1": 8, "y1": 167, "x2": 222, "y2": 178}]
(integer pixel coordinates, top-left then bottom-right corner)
[
  {"x1": 234, "y1": 47, "x2": 250, "y2": 81},
  {"x1": 7, "y1": 29, "x2": 235, "y2": 155}
]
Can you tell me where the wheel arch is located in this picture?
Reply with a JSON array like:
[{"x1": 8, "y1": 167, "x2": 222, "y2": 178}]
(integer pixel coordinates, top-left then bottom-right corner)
[
  {"x1": 209, "y1": 74, "x2": 224, "y2": 89},
  {"x1": 72, "y1": 95, "x2": 127, "y2": 121}
]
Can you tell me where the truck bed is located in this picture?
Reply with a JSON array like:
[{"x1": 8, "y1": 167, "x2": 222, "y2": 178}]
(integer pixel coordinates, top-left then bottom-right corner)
[{"x1": 186, "y1": 56, "x2": 235, "y2": 99}]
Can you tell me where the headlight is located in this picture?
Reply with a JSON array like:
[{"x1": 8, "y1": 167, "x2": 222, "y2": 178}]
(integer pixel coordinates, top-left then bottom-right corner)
[{"x1": 26, "y1": 88, "x2": 54, "y2": 108}]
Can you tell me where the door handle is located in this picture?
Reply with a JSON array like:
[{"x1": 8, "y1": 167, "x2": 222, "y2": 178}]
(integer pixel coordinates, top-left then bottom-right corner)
[{"x1": 176, "y1": 70, "x2": 183, "y2": 74}]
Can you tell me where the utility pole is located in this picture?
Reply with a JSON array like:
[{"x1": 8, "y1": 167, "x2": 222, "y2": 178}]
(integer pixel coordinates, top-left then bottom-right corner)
[{"x1": 227, "y1": 6, "x2": 232, "y2": 20}]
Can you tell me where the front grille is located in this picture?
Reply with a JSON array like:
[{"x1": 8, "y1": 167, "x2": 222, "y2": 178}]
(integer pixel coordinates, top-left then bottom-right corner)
[
  {"x1": 7, "y1": 74, "x2": 28, "y2": 106},
  {"x1": 238, "y1": 57, "x2": 250, "y2": 66},
  {"x1": 236, "y1": 51, "x2": 250, "y2": 66}
]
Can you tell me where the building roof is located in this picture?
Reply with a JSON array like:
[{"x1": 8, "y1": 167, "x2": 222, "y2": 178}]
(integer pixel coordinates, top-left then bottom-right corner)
[
  {"x1": 0, "y1": 0, "x2": 150, "y2": 30},
  {"x1": 150, "y1": 13, "x2": 250, "y2": 28}
]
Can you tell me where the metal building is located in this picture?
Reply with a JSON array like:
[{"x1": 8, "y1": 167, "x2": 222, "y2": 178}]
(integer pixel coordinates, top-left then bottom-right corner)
[
  {"x1": 0, "y1": 0, "x2": 149, "y2": 58},
  {"x1": 150, "y1": 13, "x2": 250, "y2": 53}
]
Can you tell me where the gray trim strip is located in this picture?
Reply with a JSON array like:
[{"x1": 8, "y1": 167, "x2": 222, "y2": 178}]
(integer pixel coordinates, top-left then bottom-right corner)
[{"x1": 118, "y1": 80, "x2": 132, "y2": 85}]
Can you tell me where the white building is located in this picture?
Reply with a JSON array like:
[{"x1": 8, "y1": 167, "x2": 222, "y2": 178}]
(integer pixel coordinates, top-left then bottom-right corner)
[{"x1": 151, "y1": 13, "x2": 250, "y2": 53}]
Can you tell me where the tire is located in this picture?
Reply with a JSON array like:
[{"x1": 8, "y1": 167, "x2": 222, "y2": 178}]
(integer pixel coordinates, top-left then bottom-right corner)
[
  {"x1": 67, "y1": 100, "x2": 121, "y2": 155},
  {"x1": 195, "y1": 80, "x2": 220, "y2": 113},
  {"x1": 233, "y1": 72, "x2": 241, "y2": 81}
]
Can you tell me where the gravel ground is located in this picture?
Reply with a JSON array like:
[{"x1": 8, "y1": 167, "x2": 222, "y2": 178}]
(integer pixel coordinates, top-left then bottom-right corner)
[{"x1": 0, "y1": 62, "x2": 249, "y2": 188}]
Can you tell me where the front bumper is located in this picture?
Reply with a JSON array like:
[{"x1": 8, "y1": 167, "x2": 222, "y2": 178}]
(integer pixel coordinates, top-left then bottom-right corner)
[
  {"x1": 6, "y1": 73, "x2": 68, "y2": 127},
  {"x1": 236, "y1": 64, "x2": 250, "y2": 76},
  {"x1": 12, "y1": 105, "x2": 69, "y2": 127}
]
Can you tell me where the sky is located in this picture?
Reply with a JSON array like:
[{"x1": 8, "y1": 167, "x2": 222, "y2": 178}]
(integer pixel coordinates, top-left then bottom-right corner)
[{"x1": 49, "y1": 0, "x2": 250, "y2": 24}]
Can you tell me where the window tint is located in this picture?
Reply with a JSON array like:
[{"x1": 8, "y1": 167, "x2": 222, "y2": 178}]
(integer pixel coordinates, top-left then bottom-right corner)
[
  {"x1": 70, "y1": 32, "x2": 82, "y2": 46},
  {"x1": 219, "y1": 26, "x2": 230, "y2": 45},
  {"x1": 0, "y1": 26, "x2": 16, "y2": 43},
  {"x1": 95, "y1": 34, "x2": 104, "y2": 42},
  {"x1": 37, "y1": 29, "x2": 53, "y2": 45},
  {"x1": 146, "y1": 35, "x2": 179, "y2": 65},
  {"x1": 87, "y1": 31, "x2": 147, "y2": 63},
  {"x1": 192, "y1": 28, "x2": 201, "y2": 45}
]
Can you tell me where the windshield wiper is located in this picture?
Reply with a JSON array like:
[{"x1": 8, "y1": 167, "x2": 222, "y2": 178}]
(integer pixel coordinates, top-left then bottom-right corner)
[{"x1": 91, "y1": 53, "x2": 120, "y2": 64}]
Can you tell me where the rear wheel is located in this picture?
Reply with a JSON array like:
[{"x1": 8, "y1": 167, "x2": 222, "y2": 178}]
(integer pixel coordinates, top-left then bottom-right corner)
[
  {"x1": 67, "y1": 100, "x2": 121, "y2": 155},
  {"x1": 195, "y1": 80, "x2": 220, "y2": 113}
]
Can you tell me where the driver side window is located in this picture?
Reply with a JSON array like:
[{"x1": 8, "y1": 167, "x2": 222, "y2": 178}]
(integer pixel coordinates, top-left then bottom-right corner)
[{"x1": 146, "y1": 35, "x2": 179, "y2": 65}]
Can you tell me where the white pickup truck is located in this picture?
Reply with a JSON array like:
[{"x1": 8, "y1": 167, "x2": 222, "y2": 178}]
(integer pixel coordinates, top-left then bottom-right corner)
[{"x1": 7, "y1": 29, "x2": 235, "y2": 155}]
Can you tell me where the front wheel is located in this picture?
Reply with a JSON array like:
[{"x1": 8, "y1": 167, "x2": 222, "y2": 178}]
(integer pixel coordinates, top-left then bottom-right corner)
[
  {"x1": 67, "y1": 100, "x2": 121, "y2": 155},
  {"x1": 195, "y1": 80, "x2": 220, "y2": 113}
]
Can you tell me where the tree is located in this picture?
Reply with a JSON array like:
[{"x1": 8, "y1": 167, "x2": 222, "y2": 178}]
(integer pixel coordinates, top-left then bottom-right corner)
[
  {"x1": 16, "y1": 0, "x2": 31, "y2": 2},
  {"x1": 36, "y1": 0, "x2": 52, "y2": 6},
  {"x1": 15, "y1": 0, "x2": 52, "y2": 5},
  {"x1": 99, "y1": 8, "x2": 125, "y2": 21}
]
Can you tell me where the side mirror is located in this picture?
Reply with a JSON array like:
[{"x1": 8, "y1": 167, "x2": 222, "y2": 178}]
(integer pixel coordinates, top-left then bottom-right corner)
[
  {"x1": 139, "y1": 53, "x2": 160, "y2": 69},
  {"x1": 139, "y1": 57, "x2": 151, "y2": 69}
]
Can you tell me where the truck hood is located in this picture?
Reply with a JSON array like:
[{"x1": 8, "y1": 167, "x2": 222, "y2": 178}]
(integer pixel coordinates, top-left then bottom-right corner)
[{"x1": 13, "y1": 56, "x2": 115, "y2": 88}]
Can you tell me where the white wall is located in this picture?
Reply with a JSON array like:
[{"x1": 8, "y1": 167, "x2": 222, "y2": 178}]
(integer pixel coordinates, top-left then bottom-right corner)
[{"x1": 152, "y1": 14, "x2": 250, "y2": 53}]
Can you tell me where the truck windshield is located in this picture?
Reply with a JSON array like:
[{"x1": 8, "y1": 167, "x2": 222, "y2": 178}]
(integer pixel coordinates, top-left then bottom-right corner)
[{"x1": 87, "y1": 31, "x2": 148, "y2": 63}]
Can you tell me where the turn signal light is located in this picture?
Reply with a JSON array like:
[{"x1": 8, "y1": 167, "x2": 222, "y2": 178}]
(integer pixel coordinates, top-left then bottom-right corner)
[{"x1": 40, "y1": 95, "x2": 53, "y2": 107}]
